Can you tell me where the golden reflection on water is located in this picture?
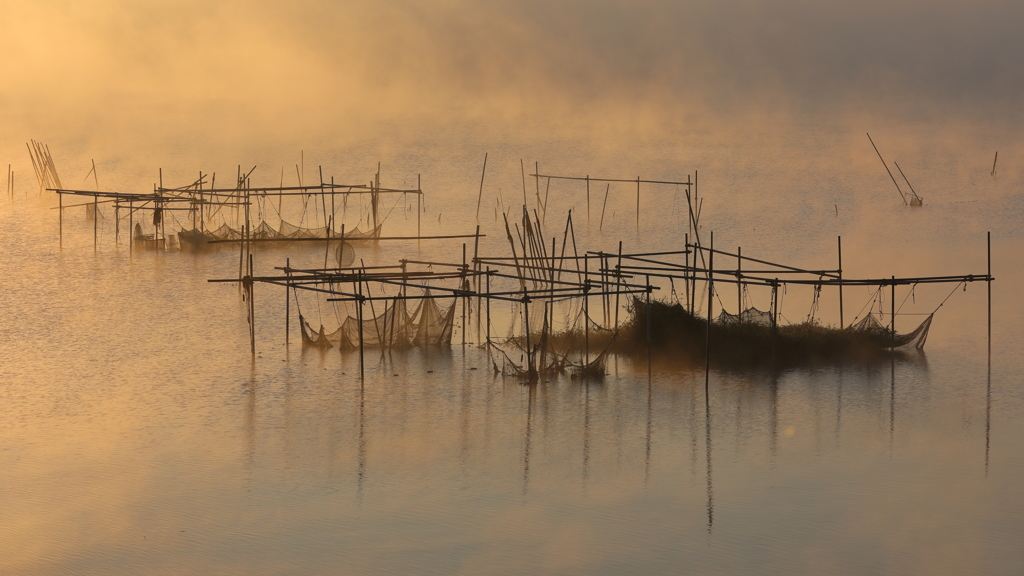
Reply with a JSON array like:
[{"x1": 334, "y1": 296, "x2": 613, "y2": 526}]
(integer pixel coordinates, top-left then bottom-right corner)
[{"x1": 0, "y1": 116, "x2": 1023, "y2": 574}]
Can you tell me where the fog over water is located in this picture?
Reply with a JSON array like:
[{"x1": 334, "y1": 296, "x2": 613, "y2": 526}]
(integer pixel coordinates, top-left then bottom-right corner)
[{"x1": 1, "y1": 1, "x2": 1023, "y2": 574}]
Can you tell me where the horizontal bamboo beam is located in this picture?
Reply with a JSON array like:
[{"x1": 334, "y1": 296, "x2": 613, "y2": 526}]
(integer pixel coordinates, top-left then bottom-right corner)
[
  {"x1": 531, "y1": 173, "x2": 691, "y2": 186},
  {"x1": 208, "y1": 234, "x2": 484, "y2": 244}
]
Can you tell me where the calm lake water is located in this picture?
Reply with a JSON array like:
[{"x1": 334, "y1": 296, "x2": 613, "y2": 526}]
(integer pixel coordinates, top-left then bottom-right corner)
[{"x1": 1, "y1": 132, "x2": 1022, "y2": 575}]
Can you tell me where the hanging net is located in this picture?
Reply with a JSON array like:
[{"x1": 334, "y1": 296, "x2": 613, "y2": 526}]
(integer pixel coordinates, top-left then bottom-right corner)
[
  {"x1": 412, "y1": 289, "x2": 457, "y2": 347},
  {"x1": 177, "y1": 220, "x2": 381, "y2": 250},
  {"x1": 715, "y1": 307, "x2": 773, "y2": 326},
  {"x1": 849, "y1": 312, "x2": 933, "y2": 351},
  {"x1": 298, "y1": 289, "x2": 456, "y2": 350}
]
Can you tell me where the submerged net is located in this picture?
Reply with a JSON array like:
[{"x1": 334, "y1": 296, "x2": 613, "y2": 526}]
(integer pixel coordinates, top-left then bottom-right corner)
[{"x1": 488, "y1": 299, "x2": 613, "y2": 380}]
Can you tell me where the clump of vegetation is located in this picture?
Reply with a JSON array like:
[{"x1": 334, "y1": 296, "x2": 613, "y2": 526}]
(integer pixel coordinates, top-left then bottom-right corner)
[{"x1": 616, "y1": 298, "x2": 909, "y2": 369}]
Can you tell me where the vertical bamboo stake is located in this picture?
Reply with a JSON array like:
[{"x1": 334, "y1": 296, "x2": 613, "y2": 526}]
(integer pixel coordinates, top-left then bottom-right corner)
[
  {"x1": 285, "y1": 258, "x2": 290, "y2": 344},
  {"x1": 838, "y1": 236, "x2": 844, "y2": 329},
  {"x1": 524, "y1": 292, "x2": 533, "y2": 380},
  {"x1": 646, "y1": 274, "x2": 652, "y2": 376},
  {"x1": 93, "y1": 195, "x2": 98, "y2": 251},
  {"x1": 58, "y1": 193, "x2": 63, "y2": 249},
  {"x1": 614, "y1": 241, "x2": 622, "y2": 331},
  {"x1": 550, "y1": 236, "x2": 556, "y2": 348},
  {"x1": 535, "y1": 161, "x2": 541, "y2": 216},
  {"x1": 636, "y1": 176, "x2": 640, "y2": 230},
  {"x1": 737, "y1": 247, "x2": 742, "y2": 320},
  {"x1": 890, "y1": 277, "x2": 895, "y2": 346},
  {"x1": 474, "y1": 225, "x2": 481, "y2": 344},
  {"x1": 601, "y1": 254, "x2": 607, "y2": 326},
  {"x1": 987, "y1": 231, "x2": 991, "y2": 362},
  {"x1": 771, "y1": 279, "x2": 779, "y2": 363},
  {"x1": 520, "y1": 159, "x2": 528, "y2": 207},
  {"x1": 357, "y1": 272, "x2": 365, "y2": 381},
  {"x1": 705, "y1": 233, "x2": 714, "y2": 394},
  {"x1": 485, "y1": 267, "x2": 491, "y2": 347},
  {"x1": 249, "y1": 253, "x2": 256, "y2": 357},
  {"x1": 239, "y1": 224, "x2": 246, "y2": 285},
  {"x1": 685, "y1": 233, "x2": 690, "y2": 314},
  {"x1": 584, "y1": 255, "x2": 589, "y2": 366},
  {"x1": 586, "y1": 176, "x2": 590, "y2": 226},
  {"x1": 462, "y1": 243, "x2": 467, "y2": 346}
]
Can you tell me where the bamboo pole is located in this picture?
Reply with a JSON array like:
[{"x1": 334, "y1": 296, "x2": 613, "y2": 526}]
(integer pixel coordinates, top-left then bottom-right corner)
[
  {"x1": 485, "y1": 267, "x2": 491, "y2": 347},
  {"x1": 646, "y1": 274, "x2": 652, "y2": 376},
  {"x1": 685, "y1": 233, "x2": 690, "y2": 314},
  {"x1": 866, "y1": 133, "x2": 907, "y2": 205},
  {"x1": 476, "y1": 153, "x2": 488, "y2": 222},
  {"x1": 586, "y1": 175, "x2": 590, "y2": 226},
  {"x1": 249, "y1": 253, "x2": 256, "y2": 357},
  {"x1": 474, "y1": 225, "x2": 482, "y2": 343},
  {"x1": 462, "y1": 243, "x2": 467, "y2": 346},
  {"x1": 891, "y1": 277, "x2": 896, "y2": 346},
  {"x1": 543, "y1": 177, "x2": 550, "y2": 224},
  {"x1": 285, "y1": 258, "x2": 290, "y2": 344},
  {"x1": 535, "y1": 162, "x2": 544, "y2": 222},
  {"x1": 894, "y1": 161, "x2": 922, "y2": 205},
  {"x1": 614, "y1": 241, "x2": 622, "y2": 331},
  {"x1": 584, "y1": 255, "x2": 589, "y2": 366},
  {"x1": 636, "y1": 176, "x2": 640, "y2": 229},
  {"x1": 705, "y1": 232, "x2": 714, "y2": 394},
  {"x1": 357, "y1": 274, "x2": 365, "y2": 381},
  {"x1": 771, "y1": 279, "x2": 779, "y2": 363},
  {"x1": 524, "y1": 291, "x2": 533, "y2": 380},
  {"x1": 520, "y1": 159, "x2": 528, "y2": 208},
  {"x1": 838, "y1": 236, "x2": 844, "y2": 329},
  {"x1": 987, "y1": 231, "x2": 991, "y2": 362},
  {"x1": 737, "y1": 247, "x2": 742, "y2": 320},
  {"x1": 599, "y1": 183, "x2": 610, "y2": 231}
]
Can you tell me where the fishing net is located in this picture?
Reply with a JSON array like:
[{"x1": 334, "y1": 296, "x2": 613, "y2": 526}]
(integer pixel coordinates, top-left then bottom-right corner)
[
  {"x1": 299, "y1": 289, "x2": 456, "y2": 350},
  {"x1": 412, "y1": 289, "x2": 457, "y2": 346},
  {"x1": 850, "y1": 312, "x2": 933, "y2": 351},
  {"x1": 299, "y1": 314, "x2": 344, "y2": 348},
  {"x1": 715, "y1": 307, "x2": 773, "y2": 326}
]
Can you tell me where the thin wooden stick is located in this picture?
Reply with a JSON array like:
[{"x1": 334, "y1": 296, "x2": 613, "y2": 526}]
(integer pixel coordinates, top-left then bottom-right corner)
[
  {"x1": 599, "y1": 183, "x2": 610, "y2": 231},
  {"x1": 866, "y1": 133, "x2": 907, "y2": 205},
  {"x1": 476, "y1": 153, "x2": 488, "y2": 222}
]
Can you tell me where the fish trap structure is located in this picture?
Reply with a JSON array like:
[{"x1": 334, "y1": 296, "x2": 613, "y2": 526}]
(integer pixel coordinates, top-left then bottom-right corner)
[
  {"x1": 609, "y1": 233, "x2": 993, "y2": 368},
  {"x1": 212, "y1": 207, "x2": 655, "y2": 382},
  {"x1": 50, "y1": 163, "x2": 467, "y2": 253}
]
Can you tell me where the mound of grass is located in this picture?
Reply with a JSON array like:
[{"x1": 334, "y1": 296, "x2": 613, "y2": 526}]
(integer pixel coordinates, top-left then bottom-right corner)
[{"x1": 616, "y1": 298, "x2": 906, "y2": 369}]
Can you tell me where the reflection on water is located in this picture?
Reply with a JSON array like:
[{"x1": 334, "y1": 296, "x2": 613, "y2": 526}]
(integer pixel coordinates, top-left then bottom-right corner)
[{"x1": 1, "y1": 155, "x2": 1023, "y2": 575}]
